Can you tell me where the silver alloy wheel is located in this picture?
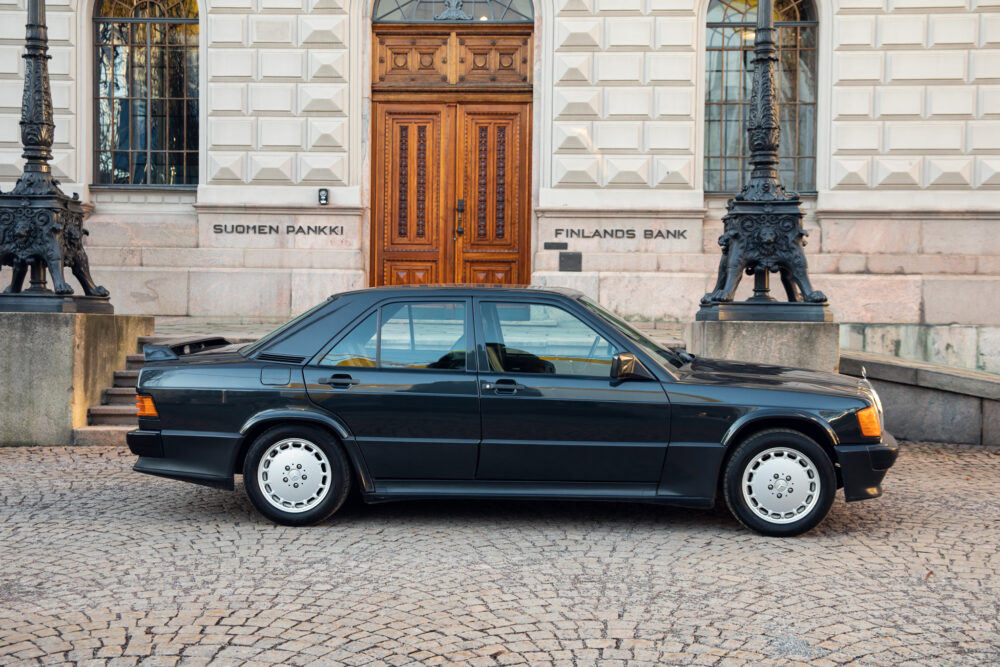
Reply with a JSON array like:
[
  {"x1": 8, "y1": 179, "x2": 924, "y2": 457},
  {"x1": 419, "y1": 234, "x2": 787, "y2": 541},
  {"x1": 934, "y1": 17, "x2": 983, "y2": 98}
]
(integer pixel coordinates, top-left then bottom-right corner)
[
  {"x1": 741, "y1": 446, "x2": 821, "y2": 525},
  {"x1": 257, "y1": 438, "x2": 331, "y2": 514}
]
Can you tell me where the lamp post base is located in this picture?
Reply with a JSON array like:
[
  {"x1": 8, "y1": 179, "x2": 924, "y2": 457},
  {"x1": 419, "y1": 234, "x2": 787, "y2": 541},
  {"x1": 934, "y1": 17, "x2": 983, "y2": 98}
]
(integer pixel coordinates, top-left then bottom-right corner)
[
  {"x1": 0, "y1": 294, "x2": 114, "y2": 314},
  {"x1": 696, "y1": 301, "x2": 832, "y2": 323},
  {"x1": 686, "y1": 319, "x2": 841, "y2": 373}
]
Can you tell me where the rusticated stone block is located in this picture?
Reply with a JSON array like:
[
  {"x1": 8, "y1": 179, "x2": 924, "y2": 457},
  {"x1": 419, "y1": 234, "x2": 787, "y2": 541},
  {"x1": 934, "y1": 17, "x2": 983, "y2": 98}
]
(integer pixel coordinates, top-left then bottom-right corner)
[
  {"x1": 686, "y1": 321, "x2": 841, "y2": 373},
  {"x1": 90, "y1": 268, "x2": 190, "y2": 315},
  {"x1": 869, "y1": 379, "x2": 981, "y2": 445},
  {"x1": 984, "y1": 400, "x2": 1000, "y2": 446},
  {"x1": 290, "y1": 269, "x2": 365, "y2": 314},
  {"x1": 86, "y1": 218, "x2": 198, "y2": 248},
  {"x1": 189, "y1": 269, "x2": 291, "y2": 318},
  {"x1": 599, "y1": 272, "x2": 708, "y2": 322},
  {"x1": 821, "y1": 275, "x2": 922, "y2": 324},
  {"x1": 820, "y1": 219, "x2": 920, "y2": 254},
  {"x1": 978, "y1": 327, "x2": 1000, "y2": 374},
  {"x1": 0, "y1": 313, "x2": 153, "y2": 446},
  {"x1": 922, "y1": 219, "x2": 1000, "y2": 255},
  {"x1": 531, "y1": 271, "x2": 600, "y2": 300},
  {"x1": 924, "y1": 325, "x2": 978, "y2": 369},
  {"x1": 863, "y1": 324, "x2": 923, "y2": 360},
  {"x1": 923, "y1": 277, "x2": 1000, "y2": 325}
]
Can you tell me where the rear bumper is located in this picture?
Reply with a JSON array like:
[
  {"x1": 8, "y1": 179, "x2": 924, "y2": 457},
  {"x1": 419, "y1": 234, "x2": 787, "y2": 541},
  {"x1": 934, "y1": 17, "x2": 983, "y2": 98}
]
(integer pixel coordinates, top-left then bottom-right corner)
[
  {"x1": 128, "y1": 428, "x2": 241, "y2": 491},
  {"x1": 127, "y1": 429, "x2": 163, "y2": 457},
  {"x1": 835, "y1": 434, "x2": 900, "y2": 502}
]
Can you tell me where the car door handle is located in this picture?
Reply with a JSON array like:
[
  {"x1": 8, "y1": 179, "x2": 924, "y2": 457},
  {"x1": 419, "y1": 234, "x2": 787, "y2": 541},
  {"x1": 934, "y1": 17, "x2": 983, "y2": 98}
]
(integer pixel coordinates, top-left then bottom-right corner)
[
  {"x1": 318, "y1": 374, "x2": 360, "y2": 389},
  {"x1": 484, "y1": 379, "x2": 525, "y2": 394}
]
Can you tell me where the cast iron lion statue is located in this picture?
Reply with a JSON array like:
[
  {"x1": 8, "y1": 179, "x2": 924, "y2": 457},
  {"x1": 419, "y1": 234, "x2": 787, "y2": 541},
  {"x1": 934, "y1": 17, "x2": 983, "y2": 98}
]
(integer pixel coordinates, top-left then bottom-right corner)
[{"x1": 0, "y1": 201, "x2": 108, "y2": 297}]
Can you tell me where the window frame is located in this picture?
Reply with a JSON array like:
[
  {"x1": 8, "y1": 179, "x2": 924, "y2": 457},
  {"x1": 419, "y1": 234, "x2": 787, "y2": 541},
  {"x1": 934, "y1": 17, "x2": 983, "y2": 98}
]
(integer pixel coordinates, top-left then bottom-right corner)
[
  {"x1": 92, "y1": 2, "x2": 199, "y2": 188},
  {"x1": 703, "y1": 0, "x2": 818, "y2": 195},
  {"x1": 316, "y1": 297, "x2": 477, "y2": 373},
  {"x1": 474, "y1": 298, "x2": 624, "y2": 381}
]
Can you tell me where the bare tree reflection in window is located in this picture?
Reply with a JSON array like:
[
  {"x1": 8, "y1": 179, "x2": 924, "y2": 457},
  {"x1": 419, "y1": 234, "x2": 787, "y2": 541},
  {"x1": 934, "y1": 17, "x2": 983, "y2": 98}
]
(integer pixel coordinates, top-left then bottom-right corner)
[
  {"x1": 704, "y1": 0, "x2": 817, "y2": 193},
  {"x1": 93, "y1": 0, "x2": 198, "y2": 186}
]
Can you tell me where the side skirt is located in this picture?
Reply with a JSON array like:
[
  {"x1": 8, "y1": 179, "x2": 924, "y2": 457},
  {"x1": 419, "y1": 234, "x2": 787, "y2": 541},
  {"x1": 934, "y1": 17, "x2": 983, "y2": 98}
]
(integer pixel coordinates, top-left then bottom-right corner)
[{"x1": 365, "y1": 480, "x2": 713, "y2": 508}]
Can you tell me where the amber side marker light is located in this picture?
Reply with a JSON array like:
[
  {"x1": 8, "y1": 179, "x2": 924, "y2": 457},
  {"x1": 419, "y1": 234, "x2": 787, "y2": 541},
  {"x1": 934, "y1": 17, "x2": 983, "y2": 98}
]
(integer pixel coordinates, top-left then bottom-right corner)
[
  {"x1": 136, "y1": 395, "x2": 159, "y2": 418},
  {"x1": 856, "y1": 406, "x2": 881, "y2": 438}
]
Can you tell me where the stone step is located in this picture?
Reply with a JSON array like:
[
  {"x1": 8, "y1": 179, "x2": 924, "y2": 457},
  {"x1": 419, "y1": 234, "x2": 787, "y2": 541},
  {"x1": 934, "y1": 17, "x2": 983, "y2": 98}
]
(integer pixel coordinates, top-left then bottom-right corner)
[
  {"x1": 113, "y1": 370, "x2": 139, "y2": 388},
  {"x1": 89, "y1": 405, "x2": 137, "y2": 426},
  {"x1": 125, "y1": 354, "x2": 145, "y2": 370},
  {"x1": 72, "y1": 425, "x2": 134, "y2": 447},
  {"x1": 103, "y1": 387, "x2": 137, "y2": 405}
]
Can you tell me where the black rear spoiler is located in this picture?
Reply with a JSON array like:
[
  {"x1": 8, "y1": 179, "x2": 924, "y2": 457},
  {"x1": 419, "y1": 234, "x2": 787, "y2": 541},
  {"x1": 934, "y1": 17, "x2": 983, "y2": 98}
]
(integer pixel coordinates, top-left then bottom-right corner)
[{"x1": 143, "y1": 336, "x2": 233, "y2": 362}]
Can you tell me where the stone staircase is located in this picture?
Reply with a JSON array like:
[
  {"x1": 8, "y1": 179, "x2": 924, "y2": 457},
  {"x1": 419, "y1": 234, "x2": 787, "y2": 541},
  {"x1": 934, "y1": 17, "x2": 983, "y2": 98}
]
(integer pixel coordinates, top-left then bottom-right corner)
[
  {"x1": 72, "y1": 350, "x2": 147, "y2": 446},
  {"x1": 72, "y1": 330, "x2": 261, "y2": 446}
]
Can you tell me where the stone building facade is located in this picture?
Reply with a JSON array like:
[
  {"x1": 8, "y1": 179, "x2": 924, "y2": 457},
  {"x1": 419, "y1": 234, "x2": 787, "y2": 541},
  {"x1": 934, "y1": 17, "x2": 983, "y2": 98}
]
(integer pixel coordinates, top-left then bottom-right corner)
[{"x1": 0, "y1": 0, "x2": 998, "y2": 371}]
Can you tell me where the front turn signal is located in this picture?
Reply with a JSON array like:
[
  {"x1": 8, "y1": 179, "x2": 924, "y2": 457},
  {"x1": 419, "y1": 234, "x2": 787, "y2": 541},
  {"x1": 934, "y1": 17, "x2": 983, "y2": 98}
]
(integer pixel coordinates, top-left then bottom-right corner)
[
  {"x1": 136, "y1": 395, "x2": 159, "y2": 418},
  {"x1": 856, "y1": 405, "x2": 881, "y2": 438}
]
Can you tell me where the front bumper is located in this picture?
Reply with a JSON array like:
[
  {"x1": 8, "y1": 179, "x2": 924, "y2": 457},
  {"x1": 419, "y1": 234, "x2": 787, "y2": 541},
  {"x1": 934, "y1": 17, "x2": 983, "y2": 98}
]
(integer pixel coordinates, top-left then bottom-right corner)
[{"x1": 834, "y1": 434, "x2": 900, "y2": 502}]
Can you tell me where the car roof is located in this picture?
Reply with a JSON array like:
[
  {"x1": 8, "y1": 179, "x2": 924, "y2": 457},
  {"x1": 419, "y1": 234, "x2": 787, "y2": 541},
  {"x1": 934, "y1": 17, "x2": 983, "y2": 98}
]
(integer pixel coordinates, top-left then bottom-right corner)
[{"x1": 331, "y1": 284, "x2": 586, "y2": 300}]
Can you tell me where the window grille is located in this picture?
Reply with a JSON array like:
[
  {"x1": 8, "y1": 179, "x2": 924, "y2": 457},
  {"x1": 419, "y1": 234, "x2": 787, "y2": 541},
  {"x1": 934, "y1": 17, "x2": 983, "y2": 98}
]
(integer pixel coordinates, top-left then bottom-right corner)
[
  {"x1": 93, "y1": 0, "x2": 199, "y2": 186},
  {"x1": 705, "y1": 0, "x2": 818, "y2": 193}
]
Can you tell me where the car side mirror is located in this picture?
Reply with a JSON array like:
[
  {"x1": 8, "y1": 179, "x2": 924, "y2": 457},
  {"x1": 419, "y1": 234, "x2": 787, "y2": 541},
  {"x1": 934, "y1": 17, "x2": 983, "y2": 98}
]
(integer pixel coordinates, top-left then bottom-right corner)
[{"x1": 611, "y1": 352, "x2": 654, "y2": 381}]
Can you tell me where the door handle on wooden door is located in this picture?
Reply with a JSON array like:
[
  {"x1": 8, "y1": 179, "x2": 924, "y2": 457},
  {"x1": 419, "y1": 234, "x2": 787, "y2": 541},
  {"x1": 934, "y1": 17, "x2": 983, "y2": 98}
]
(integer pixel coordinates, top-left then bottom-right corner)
[{"x1": 454, "y1": 198, "x2": 465, "y2": 241}]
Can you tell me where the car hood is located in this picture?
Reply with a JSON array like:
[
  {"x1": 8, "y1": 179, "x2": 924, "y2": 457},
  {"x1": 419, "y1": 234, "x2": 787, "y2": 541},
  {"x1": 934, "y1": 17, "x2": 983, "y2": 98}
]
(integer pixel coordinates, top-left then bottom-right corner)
[{"x1": 677, "y1": 356, "x2": 865, "y2": 399}]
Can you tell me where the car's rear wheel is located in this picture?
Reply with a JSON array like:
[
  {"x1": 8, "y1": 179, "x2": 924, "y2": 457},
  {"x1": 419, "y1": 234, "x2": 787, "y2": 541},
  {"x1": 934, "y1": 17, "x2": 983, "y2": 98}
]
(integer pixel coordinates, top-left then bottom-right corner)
[
  {"x1": 243, "y1": 424, "x2": 351, "y2": 526},
  {"x1": 723, "y1": 429, "x2": 836, "y2": 537}
]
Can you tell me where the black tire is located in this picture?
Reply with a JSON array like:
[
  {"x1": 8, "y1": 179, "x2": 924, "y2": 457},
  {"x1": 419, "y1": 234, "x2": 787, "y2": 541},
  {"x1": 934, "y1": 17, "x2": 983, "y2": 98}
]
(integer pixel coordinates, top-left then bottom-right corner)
[
  {"x1": 723, "y1": 428, "x2": 836, "y2": 537},
  {"x1": 243, "y1": 424, "x2": 352, "y2": 526}
]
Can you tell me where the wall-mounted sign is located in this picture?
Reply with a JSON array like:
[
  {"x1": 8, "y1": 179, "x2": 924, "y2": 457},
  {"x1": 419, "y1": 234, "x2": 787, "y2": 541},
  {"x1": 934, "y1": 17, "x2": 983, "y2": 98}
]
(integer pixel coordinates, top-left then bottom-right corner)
[
  {"x1": 212, "y1": 224, "x2": 345, "y2": 236},
  {"x1": 552, "y1": 227, "x2": 689, "y2": 240},
  {"x1": 539, "y1": 219, "x2": 701, "y2": 253}
]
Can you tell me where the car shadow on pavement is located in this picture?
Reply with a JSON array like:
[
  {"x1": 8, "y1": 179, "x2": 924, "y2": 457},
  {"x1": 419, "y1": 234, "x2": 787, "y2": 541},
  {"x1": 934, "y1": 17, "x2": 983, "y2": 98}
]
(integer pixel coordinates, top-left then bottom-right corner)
[
  {"x1": 135, "y1": 478, "x2": 744, "y2": 534},
  {"x1": 132, "y1": 477, "x2": 905, "y2": 538}
]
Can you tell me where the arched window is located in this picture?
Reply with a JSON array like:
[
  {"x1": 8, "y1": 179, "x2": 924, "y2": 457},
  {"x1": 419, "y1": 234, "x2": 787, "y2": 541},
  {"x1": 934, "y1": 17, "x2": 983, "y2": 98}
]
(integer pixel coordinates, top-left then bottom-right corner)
[
  {"x1": 373, "y1": 0, "x2": 533, "y2": 23},
  {"x1": 93, "y1": 0, "x2": 199, "y2": 186},
  {"x1": 705, "y1": 0, "x2": 817, "y2": 193}
]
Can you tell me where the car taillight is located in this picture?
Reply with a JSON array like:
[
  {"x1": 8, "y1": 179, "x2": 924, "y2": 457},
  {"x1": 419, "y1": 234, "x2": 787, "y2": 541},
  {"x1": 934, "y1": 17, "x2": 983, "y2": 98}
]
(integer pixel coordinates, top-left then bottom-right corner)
[
  {"x1": 856, "y1": 405, "x2": 881, "y2": 438},
  {"x1": 136, "y1": 395, "x2": 159, "y2": 418}
]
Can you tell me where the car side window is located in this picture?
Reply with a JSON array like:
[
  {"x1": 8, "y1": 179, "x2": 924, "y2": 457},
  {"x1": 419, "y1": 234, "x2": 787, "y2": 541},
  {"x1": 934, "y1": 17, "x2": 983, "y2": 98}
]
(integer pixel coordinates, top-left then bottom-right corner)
[
  {"x1": 321, "y1": 312, "x2": 377, "y2": 367},
  {"x1": 481, "y1": 302, "x2": 618, "y2": 377},
  {"x1": 380, "y1": 302, "x2": 467, "y2": 370},
  {"x1": 321, "y1": 302, "x2": 468, "y2": 370}
]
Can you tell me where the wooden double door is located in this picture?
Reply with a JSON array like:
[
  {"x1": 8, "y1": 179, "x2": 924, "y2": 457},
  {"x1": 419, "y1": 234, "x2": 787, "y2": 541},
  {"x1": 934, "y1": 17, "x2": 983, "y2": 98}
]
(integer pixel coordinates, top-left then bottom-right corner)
[{"x1": 372, "y1": 100, "x2": 531, "y2": 286}]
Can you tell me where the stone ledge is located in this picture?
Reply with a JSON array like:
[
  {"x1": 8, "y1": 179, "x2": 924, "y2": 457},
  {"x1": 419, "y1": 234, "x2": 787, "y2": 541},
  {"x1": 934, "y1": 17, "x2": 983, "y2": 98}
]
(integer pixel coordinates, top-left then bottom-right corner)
[{"x1": 841, "y1": 351, "x2": 1000, "y2": 401}]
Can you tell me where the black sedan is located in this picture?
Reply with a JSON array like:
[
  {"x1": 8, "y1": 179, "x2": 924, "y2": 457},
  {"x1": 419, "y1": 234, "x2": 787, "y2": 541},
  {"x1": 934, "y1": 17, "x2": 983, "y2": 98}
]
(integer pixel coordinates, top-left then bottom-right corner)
[{"x1": 127, "y1": 285, "x2": 897, "y2": 537}]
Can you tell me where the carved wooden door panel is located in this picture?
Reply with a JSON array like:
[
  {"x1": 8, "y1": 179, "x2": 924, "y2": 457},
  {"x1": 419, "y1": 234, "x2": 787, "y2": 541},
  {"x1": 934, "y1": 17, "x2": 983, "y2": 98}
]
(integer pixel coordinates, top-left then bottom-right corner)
[
  {"x1": 373, "y1": 101, "x2": 529, "y2": 286},
  {"x1": 454, "y1": 104, "x2": 529, "y2": 285},
  {"x1": 373, "y1": 103, "x2": 453, "y2": 286}
]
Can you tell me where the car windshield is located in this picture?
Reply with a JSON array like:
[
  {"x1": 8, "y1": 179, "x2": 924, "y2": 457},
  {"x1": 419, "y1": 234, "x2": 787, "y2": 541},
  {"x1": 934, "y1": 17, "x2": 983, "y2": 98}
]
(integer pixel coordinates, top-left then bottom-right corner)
[
  {"x1": 579, "y1": 296, "x2": 687, "y2": 370},
  {"x1": 242, "y1": 298, "x2": 335, "y2": 356}
]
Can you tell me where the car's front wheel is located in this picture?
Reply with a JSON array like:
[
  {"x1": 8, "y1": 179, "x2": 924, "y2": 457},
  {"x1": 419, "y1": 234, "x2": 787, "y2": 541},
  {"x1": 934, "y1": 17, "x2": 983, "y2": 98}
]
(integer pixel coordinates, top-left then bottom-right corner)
[
  {"x1": 723, "y1": 429, "x2": 836, "y2": 537},
  {"x1": 243, "y1": 424, "x2": 351, "y2": 526}
]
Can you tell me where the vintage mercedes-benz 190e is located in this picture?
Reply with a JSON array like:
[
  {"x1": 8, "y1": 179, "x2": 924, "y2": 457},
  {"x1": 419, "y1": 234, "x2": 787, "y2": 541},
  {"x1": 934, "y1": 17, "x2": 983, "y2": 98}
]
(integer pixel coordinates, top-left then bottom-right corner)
[{"x1": 128, "y1": 286, "x2": 896, "y2": 536}]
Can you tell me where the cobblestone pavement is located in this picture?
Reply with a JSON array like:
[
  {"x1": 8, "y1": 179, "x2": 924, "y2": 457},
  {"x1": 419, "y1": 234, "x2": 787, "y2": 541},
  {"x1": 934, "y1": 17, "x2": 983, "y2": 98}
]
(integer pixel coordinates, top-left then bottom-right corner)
[{"x1": 1, "y1": 444, "x2": 998, "y2": 666}]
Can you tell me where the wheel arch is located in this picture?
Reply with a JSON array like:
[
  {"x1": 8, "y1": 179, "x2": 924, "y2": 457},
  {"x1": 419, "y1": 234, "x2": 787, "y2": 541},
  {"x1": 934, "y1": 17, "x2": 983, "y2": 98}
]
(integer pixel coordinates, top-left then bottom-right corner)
[
  {"x1": 717, "y1": 412, "x2": 843, "y2": 494},
  {"x1": 234, "y1": 410, "x2": 374, "y2": 493}
]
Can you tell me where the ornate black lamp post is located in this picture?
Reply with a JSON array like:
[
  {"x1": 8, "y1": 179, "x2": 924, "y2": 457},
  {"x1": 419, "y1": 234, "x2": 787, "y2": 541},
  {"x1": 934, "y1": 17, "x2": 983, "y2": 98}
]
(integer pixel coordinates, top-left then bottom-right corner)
[
  {"x1": 697, "y1": 0, "x2": 829, "y2": 322},
  {"x1": 0, "y1": 0, "x2": 110, "y2": 313}
]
